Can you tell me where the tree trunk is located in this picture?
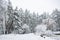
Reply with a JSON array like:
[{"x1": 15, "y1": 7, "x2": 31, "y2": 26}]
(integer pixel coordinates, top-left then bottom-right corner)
[{"x1": 3, "y1": 13, "x2": 6, "y2": 34}]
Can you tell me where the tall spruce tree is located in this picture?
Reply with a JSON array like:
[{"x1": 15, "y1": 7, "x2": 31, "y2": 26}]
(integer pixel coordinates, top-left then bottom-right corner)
[{"x1": 5, "y1": 0, "x2": 14, "y2": 34}]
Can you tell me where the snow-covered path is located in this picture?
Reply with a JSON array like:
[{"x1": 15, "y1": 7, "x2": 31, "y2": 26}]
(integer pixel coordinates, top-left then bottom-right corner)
[{"x1": 0, "y1": 33, "x2": 56, "y2": 40}]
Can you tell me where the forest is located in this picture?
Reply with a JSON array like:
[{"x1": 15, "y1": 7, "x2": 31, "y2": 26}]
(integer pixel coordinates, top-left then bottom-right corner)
[{"x1": 0, "y1": 0, "x2": 60, "y2": 35}]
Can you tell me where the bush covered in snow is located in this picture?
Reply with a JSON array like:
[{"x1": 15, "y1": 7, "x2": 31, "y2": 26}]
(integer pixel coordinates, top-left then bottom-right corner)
[
  {"x1": 34, "y1": 24, "x2": 47, "y2": 36},
  {"x1": 34, "y1": 24, "x2": 54, "y2": 37},
  {"x1": 22, "y1": 24, "x2": 31, "y2": 34}
]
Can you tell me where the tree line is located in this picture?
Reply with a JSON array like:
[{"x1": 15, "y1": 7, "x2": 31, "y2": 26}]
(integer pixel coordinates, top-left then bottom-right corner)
[{"x1": 0, "y1": 0, "x2": 60, "y2": 34}]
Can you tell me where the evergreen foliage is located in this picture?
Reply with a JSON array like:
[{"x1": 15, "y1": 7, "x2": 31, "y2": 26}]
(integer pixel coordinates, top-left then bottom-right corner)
[{"x1": 0, "y1": 0, "x2": 60, "y2": 34}]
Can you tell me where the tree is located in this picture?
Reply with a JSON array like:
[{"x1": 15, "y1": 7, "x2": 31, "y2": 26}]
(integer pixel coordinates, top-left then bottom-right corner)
[
  {"x1": 51, "y1": 9, "x2": 60, "y2": 31},
  {"x1": 5, "y1": 0, "x2": 14, "y2": 34},
  {"x1": 19, "y1": 8, "x2": 24, "y2": 26},
  {"x1": 0, "y1": 0, "x2": 7, "y2": 34},
  {"x1": 12, "y1": 7, "x2": 21, "y2": 34},
  {"x1": 42, "y1": 18, "x2": 58, "y2": 31}
]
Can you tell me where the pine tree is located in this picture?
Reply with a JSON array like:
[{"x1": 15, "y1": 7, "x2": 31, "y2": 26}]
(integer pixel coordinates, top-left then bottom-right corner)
[
  {"x1": 12, "y1": 7, "x2": 22, "y2": 34},
  {"x1": 5, "y1": 0, "x2": 14, "y2": 34},
  {"x1": 19, "y1": 8, "x2": 24, "y2": 26}
]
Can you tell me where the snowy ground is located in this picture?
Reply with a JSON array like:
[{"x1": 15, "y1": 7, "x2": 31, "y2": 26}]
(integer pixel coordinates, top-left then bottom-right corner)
[
  {"x1": 50, "y1": 35, "x2": 60, "y2": 40},
  {"x1": 0, "y1": 33, "x2": 57, "y2": 40}
]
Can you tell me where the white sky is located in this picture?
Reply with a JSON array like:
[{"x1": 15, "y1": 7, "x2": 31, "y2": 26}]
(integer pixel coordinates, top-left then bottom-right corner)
[{"x1": 10, "y1": 0, "x2": 60, "y2": 15}]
